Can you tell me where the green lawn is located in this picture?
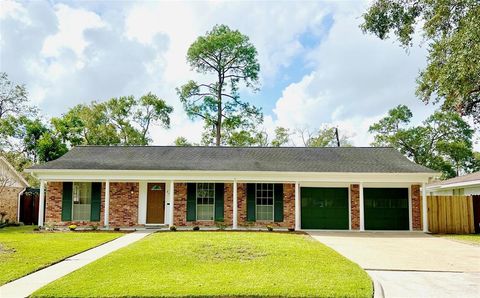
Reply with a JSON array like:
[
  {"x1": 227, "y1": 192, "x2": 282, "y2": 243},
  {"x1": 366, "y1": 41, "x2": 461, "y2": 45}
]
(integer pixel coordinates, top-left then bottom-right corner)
[
  {"x1": 33, "y1": 232, "x2": 372, "y2": 297},
  {"x1": 0, "y1": 225, "x2": 122, "y2": 285},
  {"x1": 439, "y1": 234, "x2": 480, "y2": 245}
]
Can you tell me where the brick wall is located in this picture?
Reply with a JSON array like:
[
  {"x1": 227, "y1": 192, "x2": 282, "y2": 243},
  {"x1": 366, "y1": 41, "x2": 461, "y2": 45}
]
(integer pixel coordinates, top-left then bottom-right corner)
[
  {"x1": 411, "y1": 184, "x2": 422, "y2": 230},
  {"x1": 0, "y1": 186, "x2": 23, "y2": 222},
  {"x1": 223, "y1": 183, "x2": 233, "y2": 225},
  {"x1": 237, "y1": 183, "x2": 247, "y2": 225},
  {"x1": 45, "y1": 182, "x2": 63, "y2": 223},
  {"x1": 108, "y1": 182, "x2": 139, "y2": 227},
  {"x1": 45, "y1": 181, "x2": 138, "y2": 227},
  {"x1": 350, "y1": 184, "x2": 360, "y2": 230},
  {"x1": 173, "y1": 183, "x2": 187, "y2": 226}
]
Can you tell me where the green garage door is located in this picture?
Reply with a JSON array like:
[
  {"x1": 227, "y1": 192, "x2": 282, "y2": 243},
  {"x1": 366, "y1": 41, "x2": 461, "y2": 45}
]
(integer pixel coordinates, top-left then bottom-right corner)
[
  {"x1": 301, "y1": 187, "x2": 349, "y2": 229},
  {"x1": 364, "y1": 188, "x2": 409, "y2": 230}
]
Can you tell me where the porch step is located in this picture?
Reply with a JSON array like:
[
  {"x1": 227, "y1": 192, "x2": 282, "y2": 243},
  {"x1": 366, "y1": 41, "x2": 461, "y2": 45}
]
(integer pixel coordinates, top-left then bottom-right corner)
[{"x1": 145, "y1": 225, "x2": 168, "y2": 229}]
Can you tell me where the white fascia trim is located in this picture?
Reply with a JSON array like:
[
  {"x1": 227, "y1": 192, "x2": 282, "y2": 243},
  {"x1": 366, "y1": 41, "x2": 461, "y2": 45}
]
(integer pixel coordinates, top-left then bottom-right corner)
[
  {"x1": 426, "y1": 181, "x2": 480, "y2": 191},
  {"x1": 27, "y1": 169, "x2": 435, "y2": 184}
]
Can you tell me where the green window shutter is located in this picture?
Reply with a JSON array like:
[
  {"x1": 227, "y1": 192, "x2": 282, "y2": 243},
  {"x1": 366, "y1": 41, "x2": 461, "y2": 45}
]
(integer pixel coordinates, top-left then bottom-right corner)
[
  {"x1": 61, "y1": 182, "x2": 73, "y2": 221},
  {"x1": 246, "y1": 183, "x2": 256, "y2": 222},
  {"x1": 214, "y1": 183, "x2": 224, "y2": 221},
  {"x1": 274, "y1": 184, "x2": 284, "y2": 222},
  {"x1": 186, "y1": 183, "x2": 197, "y2": 221},
  {"x1": 90, "y1": 182, "x2": 102, "y2": 221}
]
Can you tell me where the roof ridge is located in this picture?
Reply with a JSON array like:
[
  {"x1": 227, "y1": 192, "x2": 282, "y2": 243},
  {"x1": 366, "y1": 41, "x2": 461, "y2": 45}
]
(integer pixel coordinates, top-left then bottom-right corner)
[{"x1": 73, "y1": 145, "x2": 396, "y2": 149}]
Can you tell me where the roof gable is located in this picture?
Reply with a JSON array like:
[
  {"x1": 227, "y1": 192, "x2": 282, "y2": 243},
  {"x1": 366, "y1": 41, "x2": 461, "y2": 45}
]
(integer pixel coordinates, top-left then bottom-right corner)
[{"x1": 0, "y1": 157, "x2": 29, "y2": 188}]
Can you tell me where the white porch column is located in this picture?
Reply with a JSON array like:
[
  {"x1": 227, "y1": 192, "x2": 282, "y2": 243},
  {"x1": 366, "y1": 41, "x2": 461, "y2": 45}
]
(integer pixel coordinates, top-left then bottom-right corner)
[
  {"x1": 38, "y1": 180, "x2": 45, "y2": 227},
  {"x1": 104, "y1": 181, "x2": 110, "y2": 228},
  {"x1": 295, "y1": 182, "x2": 300, "y2": 230},
  {"x1": 359, "y1": 182, "x2": 365, "y2": 231},
  {"x1": 233, "y1": 179, "x2": 238, "y2": 230},
  {"x1": 169, "y1": 180, "x2": 174, "y2": 226},
  {"x1": 422, "y1": 182, "x2": 428, "y2": 232}
]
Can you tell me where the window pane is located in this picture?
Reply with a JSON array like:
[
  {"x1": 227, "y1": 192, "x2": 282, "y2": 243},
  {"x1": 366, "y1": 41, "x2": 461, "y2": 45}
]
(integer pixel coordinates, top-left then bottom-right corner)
[
  {"x1": 255, "y1": 183, "x2": 274, "y2": 221},
  {"x1": 72, "y1": 182, "x2": 92, "y2": 221},
  {"x1": 196, "y1": 183, "x2": 215, "y2": 220}
]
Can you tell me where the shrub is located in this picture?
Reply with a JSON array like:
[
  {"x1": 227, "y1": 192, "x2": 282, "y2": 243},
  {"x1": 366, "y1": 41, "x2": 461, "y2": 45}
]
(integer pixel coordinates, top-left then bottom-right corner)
[
  {"x1": 68, "y1": 225, "x2": 77, "y2": 231},
  {"x1": 169, "y1": 225, "x2": 177, "y2": 231},
  {"x1": 44, "y1": 222, "x2": 56, "y2": 231},
  {"x1": 90, "y1": 224, "x2": 99, "y2": 231},
  {"x1": 215, "y1": 221, "x2": 227, "y2": 230},
  {"x1": 113, "y1": 227, "x2": 120, "y2": 231},
  {"x1": 288, "y1": 227, "x2": 295, "y2": 232},
  {"x1": 266, "y1": 225, "x2": 273, "y2": 232},
  {"x1": 193, "y1": 226, "x2": 200, "y2": 231}
]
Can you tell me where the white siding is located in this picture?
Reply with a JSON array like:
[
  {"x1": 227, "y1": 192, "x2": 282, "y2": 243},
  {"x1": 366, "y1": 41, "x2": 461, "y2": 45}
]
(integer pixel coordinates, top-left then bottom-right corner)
[{"x1": 430, "y1": 186, "x2": 480, "y2": 196}]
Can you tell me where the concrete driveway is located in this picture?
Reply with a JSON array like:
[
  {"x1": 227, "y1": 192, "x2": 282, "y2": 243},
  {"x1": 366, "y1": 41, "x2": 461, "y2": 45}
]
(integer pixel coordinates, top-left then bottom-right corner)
[{"x1": 308, "y1": 232, "x2": 480, "y2": 298}]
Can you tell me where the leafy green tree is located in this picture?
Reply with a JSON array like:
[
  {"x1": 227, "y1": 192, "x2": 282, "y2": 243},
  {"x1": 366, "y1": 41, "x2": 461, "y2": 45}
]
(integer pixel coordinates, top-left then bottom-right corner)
[
  {"x1": 298, "y1": 127, "x2": 352, "y2": 147},
  {"x1": 271, "y1": 127, "x2": 291, "y2": 147},
  {"x1": 0, "y1": 72, "x2": 36, "y2": 120},
  {"x1": 361, "y1": 0, "x2": 480, "y2": 122},
  {"x1": 1, "y1": 116, "x2": 66, "y2": 163},
  {"x1": 52, "y1": 103, "x2": 120, "y2": 146},
  {"x1": 52, "y1": 93, "x2": 173, "y2": 146},
  {"x1": 369, "y1": 105, "x2": 475, "y2": 178},
  {"x1": 177, "y1": 24, "x2": 262, "y2": 146},
  {"x1": 174, "y1": 137, "x2": 192, "y2": 146}
]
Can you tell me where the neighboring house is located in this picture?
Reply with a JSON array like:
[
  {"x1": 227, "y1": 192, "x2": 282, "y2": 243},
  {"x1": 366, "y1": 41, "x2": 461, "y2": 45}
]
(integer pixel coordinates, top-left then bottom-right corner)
[
  {"x1": 0, "y1": 156, "x2": 29, "y2": 222},
  {"x1": 426, "y1": 172, "x2": 480, "y2": 196},
  {"x1": 26, "y1": 146, "x2": 437, "y2": 231}
]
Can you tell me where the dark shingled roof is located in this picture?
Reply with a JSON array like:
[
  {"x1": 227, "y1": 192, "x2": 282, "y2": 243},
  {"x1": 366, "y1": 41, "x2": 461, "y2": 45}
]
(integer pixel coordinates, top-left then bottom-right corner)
[{"x1": 29, "y1": 146, "x2": 436, "y2": 174}]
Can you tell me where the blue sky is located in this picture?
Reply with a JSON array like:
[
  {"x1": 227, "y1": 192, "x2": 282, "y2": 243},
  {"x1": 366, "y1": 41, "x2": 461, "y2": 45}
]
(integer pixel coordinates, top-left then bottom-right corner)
[{"x1": 2, "y1": 0, "x2": 474, "y2": 148}]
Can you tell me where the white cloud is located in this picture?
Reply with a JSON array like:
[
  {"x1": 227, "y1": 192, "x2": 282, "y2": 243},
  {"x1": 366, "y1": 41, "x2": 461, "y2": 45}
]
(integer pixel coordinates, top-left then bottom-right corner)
[
  {"x1": 41, "y1": 4, "x2": 105, "y2": 58},
  {"x1": 2, "y1": 1, "x2": 475, "y2": 149},
  {"x1": 266, "y1": 2, "x2": 438, "y2": 147}
]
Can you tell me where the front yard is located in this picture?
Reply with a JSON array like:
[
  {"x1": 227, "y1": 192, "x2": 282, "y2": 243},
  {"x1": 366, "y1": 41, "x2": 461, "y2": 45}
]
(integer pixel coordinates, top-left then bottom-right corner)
[
  {"x1": 0, "y1": 226, "x2": 122, "y2": 285},
  {"x1": 33, "y1": 231, "x2": 372, "y2": 297},
  {"x1": 438, "y1": 234, "x2": 480, "y2": 245}
]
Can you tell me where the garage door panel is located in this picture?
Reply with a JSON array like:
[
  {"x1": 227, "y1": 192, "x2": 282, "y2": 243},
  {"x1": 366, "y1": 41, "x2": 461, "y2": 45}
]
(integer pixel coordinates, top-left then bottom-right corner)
[
  {"x1": 364, "y1": 188, "x2": 409, "y2": 230},
  {"x1": 301, "y1": 187, "x2": 349, "y2": 230}
]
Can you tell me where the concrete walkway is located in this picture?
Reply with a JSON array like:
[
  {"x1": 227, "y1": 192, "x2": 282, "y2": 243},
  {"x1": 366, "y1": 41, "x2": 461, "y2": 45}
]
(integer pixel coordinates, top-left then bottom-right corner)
[
  {"x1": 308, "y1": 231, "x2": 480, "y2": 298},
  {"x1": 0, "y1": 230, "x2": 153, "y2": 298}
]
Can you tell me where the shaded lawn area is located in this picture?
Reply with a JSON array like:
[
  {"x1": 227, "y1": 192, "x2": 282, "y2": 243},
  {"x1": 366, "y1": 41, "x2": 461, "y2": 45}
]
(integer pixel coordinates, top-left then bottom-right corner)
[
  {"x1": 438, "y1": 234, "x2": 480, "y2": 245},
  {"x1": 0, "y1": 226, "x2": 122, "y2": 285},
  {"x1": 34, "y1": 232, "x2": 372, "y2": 297}
]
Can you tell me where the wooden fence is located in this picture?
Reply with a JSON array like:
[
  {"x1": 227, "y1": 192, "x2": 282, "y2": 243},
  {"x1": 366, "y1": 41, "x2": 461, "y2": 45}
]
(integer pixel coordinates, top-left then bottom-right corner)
[{"x1": 427, "y1": 195, "x2": 476, "y2": 234}]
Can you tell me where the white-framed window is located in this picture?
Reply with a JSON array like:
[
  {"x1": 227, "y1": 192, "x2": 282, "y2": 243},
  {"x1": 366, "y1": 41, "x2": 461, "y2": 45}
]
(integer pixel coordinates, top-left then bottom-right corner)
[
  {"x1": 72, "y1": 182, "x2": 92, "y2": 221},
  {"x1": 196, "y1": 183, "x2": 215, "y2": 220},
  {"x1": 256, "y1": 183, "x2": 274, "y2": 221}
]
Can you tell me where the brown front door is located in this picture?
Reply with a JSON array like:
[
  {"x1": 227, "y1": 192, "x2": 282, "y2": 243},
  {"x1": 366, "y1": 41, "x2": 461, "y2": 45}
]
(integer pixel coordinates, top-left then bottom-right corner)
[{"x1": 147, "y1": 183, "x2": 165, "y2": 224}]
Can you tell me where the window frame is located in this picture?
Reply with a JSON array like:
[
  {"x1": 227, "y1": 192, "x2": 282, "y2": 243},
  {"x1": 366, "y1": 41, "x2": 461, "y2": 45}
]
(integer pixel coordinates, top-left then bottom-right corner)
[
  {"x1": 255, "y1": 183, "x2": 275, "y2": 221},
  {"x1": 71, "y1": 182, "x2": 92, "y2": 221},
  {"x1": 195, "y1": 182, "x2": 215, "y2": 221}
]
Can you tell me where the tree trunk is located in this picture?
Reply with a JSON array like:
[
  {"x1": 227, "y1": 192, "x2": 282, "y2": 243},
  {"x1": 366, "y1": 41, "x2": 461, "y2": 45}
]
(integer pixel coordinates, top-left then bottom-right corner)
[
  {"x1": 215, "y1": 76, "x2": 223, "y2": 146},
  {"x1": 216, "y1": 97, "x2": 222, "y2": 146}
]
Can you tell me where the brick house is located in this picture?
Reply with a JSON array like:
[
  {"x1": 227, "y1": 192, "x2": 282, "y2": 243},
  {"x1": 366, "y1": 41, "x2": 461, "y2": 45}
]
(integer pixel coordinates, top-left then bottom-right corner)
[
  {"x1": 26, "y1": 146, "x2": 437, "y2": 231},
  {"x1": 0, "y1": 156, "x2": 29, "y2": 222}
]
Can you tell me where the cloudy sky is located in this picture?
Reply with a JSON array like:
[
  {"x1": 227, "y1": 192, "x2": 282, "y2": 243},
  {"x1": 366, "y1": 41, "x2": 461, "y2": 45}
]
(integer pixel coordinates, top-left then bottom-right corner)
[{"x1": 1, "y1": 0, "x2": 457, "y2": 147}]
